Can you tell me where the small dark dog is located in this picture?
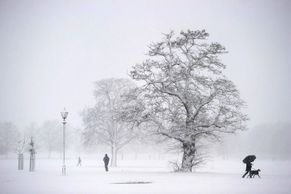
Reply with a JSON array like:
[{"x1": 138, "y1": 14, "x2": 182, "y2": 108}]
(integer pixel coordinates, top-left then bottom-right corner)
[{"x1": 249, "y1": 169, "x2": 261, "y2": 178}]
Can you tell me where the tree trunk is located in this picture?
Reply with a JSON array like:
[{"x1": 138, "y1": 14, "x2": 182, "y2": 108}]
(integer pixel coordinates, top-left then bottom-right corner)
[
  {"x1": 181, "y1": 141, "x2": 196, "y2": 172},
  {"x1": 110, "y1": 144, "x2": 117, "y2": 167}
]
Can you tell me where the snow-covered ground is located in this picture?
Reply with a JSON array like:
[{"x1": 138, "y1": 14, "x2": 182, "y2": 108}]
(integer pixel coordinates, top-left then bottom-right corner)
[{"x1": 0, "y1": 157, "x2": 290, "y2": 194}]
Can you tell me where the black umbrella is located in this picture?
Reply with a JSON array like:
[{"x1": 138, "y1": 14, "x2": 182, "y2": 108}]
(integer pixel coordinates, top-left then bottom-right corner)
[{"x1": 243, "y1": 155, "x2": 256, "y2": 163}]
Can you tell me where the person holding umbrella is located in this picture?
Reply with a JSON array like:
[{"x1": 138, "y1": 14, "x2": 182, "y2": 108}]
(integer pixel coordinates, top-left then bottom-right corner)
[{"x1": 242, "y1": 155, "x2": 256, "y2": 178}]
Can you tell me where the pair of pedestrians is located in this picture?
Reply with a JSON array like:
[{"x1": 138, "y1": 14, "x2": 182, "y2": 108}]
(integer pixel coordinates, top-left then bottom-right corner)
[{"x1": 77, "y1": 154, "x2": 110, "y2": 172}]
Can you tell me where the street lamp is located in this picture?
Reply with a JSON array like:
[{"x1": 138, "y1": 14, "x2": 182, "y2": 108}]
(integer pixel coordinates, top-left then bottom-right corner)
[{"x1": 60, "y1": 108, "x2": 68, "y2": 176}]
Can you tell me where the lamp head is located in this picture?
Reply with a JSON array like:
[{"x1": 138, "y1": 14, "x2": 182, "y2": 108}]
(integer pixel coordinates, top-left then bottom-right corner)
[{"x1": 61, "y1": 108, "x2": 68, "y2": 120}]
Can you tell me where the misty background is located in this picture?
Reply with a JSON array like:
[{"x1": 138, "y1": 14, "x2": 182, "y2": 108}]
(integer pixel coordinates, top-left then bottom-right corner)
[{"x1": 0, "y1": 0, "x2": 291, "y2": 160}]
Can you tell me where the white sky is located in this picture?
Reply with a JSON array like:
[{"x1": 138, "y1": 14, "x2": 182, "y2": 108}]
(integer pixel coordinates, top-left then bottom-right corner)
[{"x1": 0, "y1": 0, "x2": 290, "y2": 129}]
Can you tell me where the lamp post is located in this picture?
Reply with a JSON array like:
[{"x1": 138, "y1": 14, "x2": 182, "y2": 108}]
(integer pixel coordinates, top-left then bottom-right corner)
[{"x1": 60, "y1": 108, "x2": 68, "y2": 176}]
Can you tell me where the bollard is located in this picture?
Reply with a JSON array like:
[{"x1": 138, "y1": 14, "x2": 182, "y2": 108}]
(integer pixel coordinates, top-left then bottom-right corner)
[
  {"x1": 18, "y1": 153, "x2": 24, "y2": 170},
  {"x1": 29, "y1": 151, "x2": 35, "y2": 172}
]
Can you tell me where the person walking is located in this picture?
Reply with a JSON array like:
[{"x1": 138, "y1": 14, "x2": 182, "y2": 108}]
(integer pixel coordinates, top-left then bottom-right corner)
[
  {"x1": 77, "y1": 156, "x2": 82, "y2": 167},
  {"x1": 242, "y1": 161, "x2": 252, "y2": 178},
  {"x1": 103, "y1": 154, "x2": 110, "y2": 172},
  {"x1": 242, "y1": 155, "x2": 256, "y2": 178}
]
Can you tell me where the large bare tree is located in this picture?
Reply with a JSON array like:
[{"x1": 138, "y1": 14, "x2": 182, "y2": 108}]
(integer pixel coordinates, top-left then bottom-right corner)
[
  {"x1": 82, "y1": 78, "x2": 138, "y2": 167},
  {"x1": 128, "y1": 30, "x2": 248, "y2": 172}
]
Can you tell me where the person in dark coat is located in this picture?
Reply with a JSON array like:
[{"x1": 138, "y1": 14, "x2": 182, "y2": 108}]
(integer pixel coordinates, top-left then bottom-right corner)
[
  {"x1": 77, "y1": 156, "x2": 82, "y2": 167},
  {"x1": 242, "y1": 162, "x2": 252, "y2": 178},
  {"x1": 103, "y1": 154, "x2": 110, "y2": 172}
]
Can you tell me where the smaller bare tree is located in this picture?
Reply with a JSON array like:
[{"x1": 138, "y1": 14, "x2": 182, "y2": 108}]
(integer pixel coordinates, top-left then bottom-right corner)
[
  {"x1": 15, "y1": 138, "x2": 26, "y2": 154},
  {"x1": 15, "y1": 137, "x2": 26, "y2": 170},
  {"x1": 82, "y1": 78, "x2": 138, "y2": 166}
]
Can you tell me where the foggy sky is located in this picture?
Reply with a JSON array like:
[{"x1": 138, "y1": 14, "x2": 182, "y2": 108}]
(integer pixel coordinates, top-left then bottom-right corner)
[{"x1": 0, "y1": 0, "x2": 290, "y2": 129}]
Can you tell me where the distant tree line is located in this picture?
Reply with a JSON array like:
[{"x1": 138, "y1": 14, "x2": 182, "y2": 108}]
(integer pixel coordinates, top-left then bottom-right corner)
[
  {"x1": 0, "y1": 121, "x2": 81, "y2": 158},
  {"x1": 216, "y1": 123, "x2": 291, "y2": 159}
]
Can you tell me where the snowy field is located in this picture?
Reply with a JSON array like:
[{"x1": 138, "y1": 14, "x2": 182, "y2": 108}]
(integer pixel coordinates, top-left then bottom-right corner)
[{"x1": 0, "y1": 158, "x2": 291, "y2": 194}]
